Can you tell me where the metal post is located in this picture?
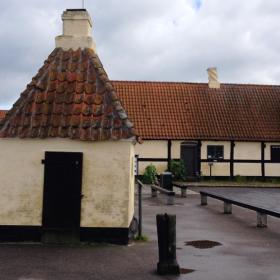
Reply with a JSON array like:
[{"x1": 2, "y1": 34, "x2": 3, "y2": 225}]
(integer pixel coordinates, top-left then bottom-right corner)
[
  {"x1": 181, "y1": 188, "x2": 187, "y2": 198},
  {"x1": 257, "y1": 212, "x2": 267, "y2": 228},
  {"x1": 224, "y1": 202, "x2": 232, "y2": 214},
  {"x1": 201, "y1": 194, "x2": 208, "y2": 206},
  {"x1": 151, "y1": 188, "x2": 158, "y2": 197},
  {"x1": 138, "y1": 181, "x2": 142, "y2": 237},
  {"x1": 135, "y1": 155, "x2": 139, "y2": 176},
  {"x1": 167, "y1": 194, "x2": 175, "y2": 205}
]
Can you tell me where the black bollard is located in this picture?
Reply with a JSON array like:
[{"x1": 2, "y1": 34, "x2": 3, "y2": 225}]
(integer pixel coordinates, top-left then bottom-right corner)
[{"x1": 156, "y1": 214, "x2": 180, "y2": 275}]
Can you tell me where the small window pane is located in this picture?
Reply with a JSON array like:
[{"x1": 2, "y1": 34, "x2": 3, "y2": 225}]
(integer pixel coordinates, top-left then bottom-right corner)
[
  {"x1": 207, "y1": 145, "x2": 224, "y2": 160},
  {"x1": 271, "y1": 146, "x2": 280, "y2": 162}
]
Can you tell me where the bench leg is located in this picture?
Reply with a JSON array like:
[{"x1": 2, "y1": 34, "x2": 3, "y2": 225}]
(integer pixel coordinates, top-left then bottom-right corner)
[
  {"x1": 151, "y1": 188, "x2": 157, "y2": 198},
  {"x1": 167, "y1": 195, "x2": 175, "y2": 205},
  {"x1": 224, "y1": 202, "x2": 232, "y2": 214},
  {"x1": 181, "y1": 189, "x2": 187, "y2": 198},
  {"x1": 201, "y1": 194, "x2": 207, "y2": 206},
  {"x1": 257, "y1": 212, "x2": 267, "y2": 228}
]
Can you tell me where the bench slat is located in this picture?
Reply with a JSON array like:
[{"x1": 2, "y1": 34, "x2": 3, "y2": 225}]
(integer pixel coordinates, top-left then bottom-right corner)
[
  {"x1": 172, "y1": 183, "x2": 187, "y2": 190},
  {"x1": 151, "y1": 185, "x2": 175, "y2": 196},
  {"x1": 200, "y1": 191, "x2": 280, "y2": 219}
]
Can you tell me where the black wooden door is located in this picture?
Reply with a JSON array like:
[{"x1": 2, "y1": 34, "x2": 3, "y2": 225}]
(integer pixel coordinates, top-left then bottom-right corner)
[
  {"x1": 180, "y1": 143, "x2": 198, "y2": 178},
  {"x1": 42, "y1": 152, "x2": 83, "y2": 243}
]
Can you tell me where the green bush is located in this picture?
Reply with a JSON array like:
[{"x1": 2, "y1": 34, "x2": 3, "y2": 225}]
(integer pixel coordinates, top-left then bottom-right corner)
[
  {"x1": 170, "y1": 160, "x2": 186, "y2": 181},
  {"x1": 142, "y1": 164, "x2": 158, "y2": 184},
  {"x1": 271, "y1": 178, "x2": 280, "y2": 184},
  {"x1": 235, "y1": 175, "x2": 247, "y2": 183},
  {"x1": 134, "y1": 235, "x2": 149, "y2": 242}
]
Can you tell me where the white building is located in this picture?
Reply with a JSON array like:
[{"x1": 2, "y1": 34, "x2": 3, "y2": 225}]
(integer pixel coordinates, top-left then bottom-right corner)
[
  {"x1": 0, "y1": 9, "x2": 136, "y2": 244},
  {"x1": 112, "y1": 68, "x2": 280, "y2": 179}
]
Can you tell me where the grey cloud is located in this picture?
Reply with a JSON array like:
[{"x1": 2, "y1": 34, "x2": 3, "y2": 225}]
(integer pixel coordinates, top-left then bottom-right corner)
[{"x1": 1, "y1": 0, "x2": 280, "y2": 109}]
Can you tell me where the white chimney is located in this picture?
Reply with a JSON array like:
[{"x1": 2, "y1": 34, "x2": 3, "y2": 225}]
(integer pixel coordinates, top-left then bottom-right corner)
[
  {"x1": 207, "y1": 67, "x2": 220, "y2": 89},
  {"x1": 55, "y1": 9, "x2": 96, "y2": 51}
]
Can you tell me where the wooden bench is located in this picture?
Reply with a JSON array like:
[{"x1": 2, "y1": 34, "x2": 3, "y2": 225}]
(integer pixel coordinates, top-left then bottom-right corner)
[
  {"x1": 172, "y1": 183, "x2": 188, "y2": 197},
  {"x1": 151, "y1": 184, "x2": 175, "y2": 205},
  {"x1": 200, "y1": 191, "x2": 280, "y2": 228}
]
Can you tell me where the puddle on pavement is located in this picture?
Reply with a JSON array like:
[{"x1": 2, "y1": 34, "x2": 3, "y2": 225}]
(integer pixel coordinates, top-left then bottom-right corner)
[
  {"x1": 185, "y1": 240, "x2": 222, "y2": 249},
  {"x1": 180, "y1": 268, "x2": 195, "y2": 274}
]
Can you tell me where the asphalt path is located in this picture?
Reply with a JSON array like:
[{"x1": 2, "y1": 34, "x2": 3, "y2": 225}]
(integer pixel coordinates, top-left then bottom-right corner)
[{"x1": 0, "y1": 188, "x2": 280, "y2": 279}]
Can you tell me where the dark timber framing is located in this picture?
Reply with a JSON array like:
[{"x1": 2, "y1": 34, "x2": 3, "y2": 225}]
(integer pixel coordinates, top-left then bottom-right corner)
[
  {"x1": 138, "y1": 158, "x2": 278, "y2": 164},
  {"x1": 137, "y1": 139, "x2": 280, "y2": 178},
  {"x1": 197, "y1": 140, "x2": 202, "y2": 176},
  {"x1": 261, "y1": 142, "x2": 265, "y2": 178},
  {"x1": 138, "y1": 158, "x2": 168, "y2": 162},
  {"x1": 167, "y1": 140, "x2": 172, "y2": 171},
  {"x1": 230, "y1": 141, "x2": 235, "y2": 178}
]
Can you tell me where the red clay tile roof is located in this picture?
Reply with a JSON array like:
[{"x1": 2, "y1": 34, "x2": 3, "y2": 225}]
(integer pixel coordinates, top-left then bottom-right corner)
[
  {"x1": 112, "y1": 81, "x2": 280, "y2": 141},
  {"x1": 0, "y1": 110, "x2": 8, "y2": 120},
  {"x1": 0, "y1": 48, "x2": 136, "y2": 141},
  {"x1": 1, "y1": 72, "x2": 280, "y2": 142}
]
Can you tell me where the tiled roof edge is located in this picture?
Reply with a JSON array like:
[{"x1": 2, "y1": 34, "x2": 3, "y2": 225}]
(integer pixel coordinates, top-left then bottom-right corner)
[{"x1": 111, "y1": 80, "x2": 280, "y2": 88}]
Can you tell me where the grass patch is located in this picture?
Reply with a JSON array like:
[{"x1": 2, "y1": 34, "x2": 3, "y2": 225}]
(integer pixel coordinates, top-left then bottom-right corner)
[{"x1": 134, "y1": 235, "x2": 149, "y2": 242}]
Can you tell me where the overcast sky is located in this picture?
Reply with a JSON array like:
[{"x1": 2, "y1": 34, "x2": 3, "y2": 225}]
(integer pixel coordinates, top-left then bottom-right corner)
[{"x1": 1, "y1": 0, "x2": 280, "y2": 109}]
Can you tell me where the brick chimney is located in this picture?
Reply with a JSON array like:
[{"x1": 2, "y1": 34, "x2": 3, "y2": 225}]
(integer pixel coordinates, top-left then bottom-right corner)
[
  {"x1": 55, "y1": 9, "x2": 96, "y2": 51},
  {"x1": 207, "y1": 67, "x2": 220, "y2": 89}
]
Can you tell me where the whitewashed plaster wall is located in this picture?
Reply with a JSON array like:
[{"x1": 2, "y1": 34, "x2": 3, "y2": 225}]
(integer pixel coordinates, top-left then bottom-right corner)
[{"x1": 0, "y1": 139, "x2": 134, "y2": 228}]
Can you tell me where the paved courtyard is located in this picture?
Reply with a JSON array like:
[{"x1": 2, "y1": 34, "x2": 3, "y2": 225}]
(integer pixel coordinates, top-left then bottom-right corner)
[
  {"x1": 0, "y1": 188, "x2": 280, "y2": 280},
  {"x1": 191, "y1": 187, "x2": 280, "y2": 213}
]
